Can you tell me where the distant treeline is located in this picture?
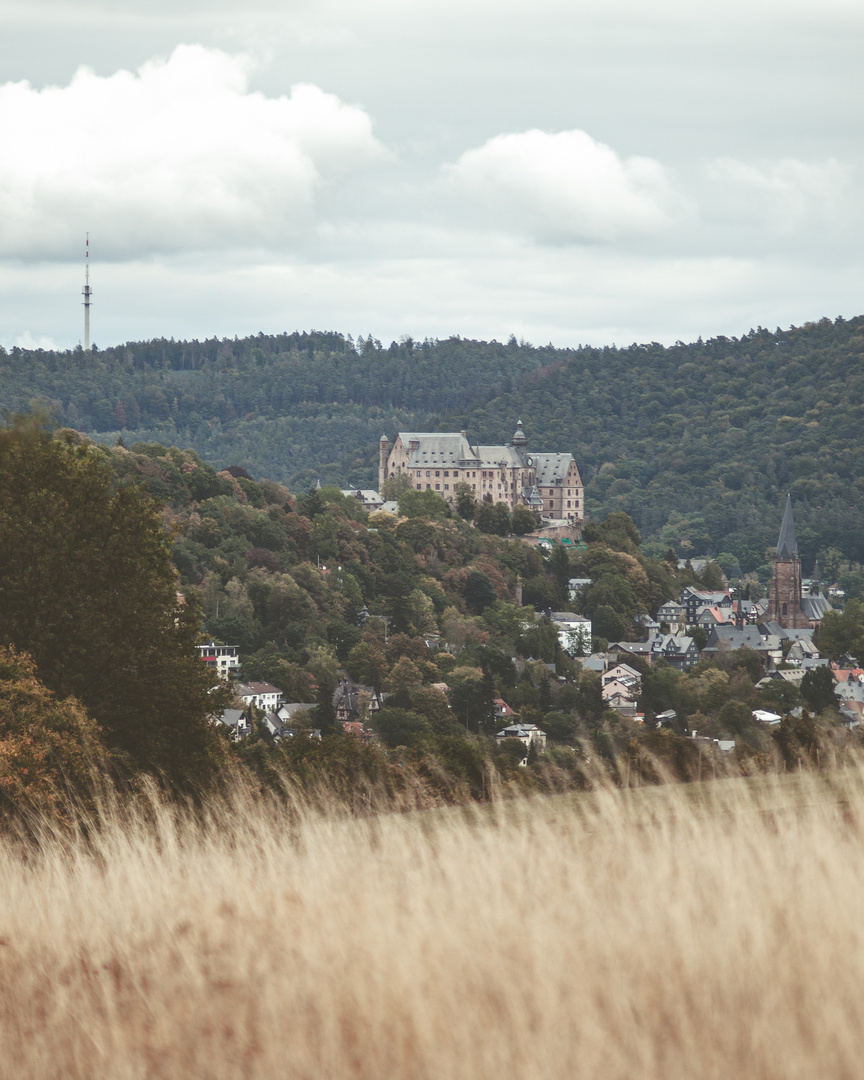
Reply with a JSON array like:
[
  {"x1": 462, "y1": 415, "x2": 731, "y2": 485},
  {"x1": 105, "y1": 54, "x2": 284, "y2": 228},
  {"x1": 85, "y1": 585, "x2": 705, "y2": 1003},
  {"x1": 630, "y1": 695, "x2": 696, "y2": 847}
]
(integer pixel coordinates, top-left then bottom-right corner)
[{"x1": 3, "y1": 317, "x2": 864, "y2": 572}]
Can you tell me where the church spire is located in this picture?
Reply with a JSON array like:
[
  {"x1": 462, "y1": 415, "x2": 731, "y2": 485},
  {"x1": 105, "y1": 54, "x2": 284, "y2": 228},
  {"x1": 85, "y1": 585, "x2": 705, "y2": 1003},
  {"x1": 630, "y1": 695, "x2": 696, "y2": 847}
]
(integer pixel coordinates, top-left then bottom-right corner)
[{"x1": 776, "y1": 494, "x2": 798, "y2": 560}]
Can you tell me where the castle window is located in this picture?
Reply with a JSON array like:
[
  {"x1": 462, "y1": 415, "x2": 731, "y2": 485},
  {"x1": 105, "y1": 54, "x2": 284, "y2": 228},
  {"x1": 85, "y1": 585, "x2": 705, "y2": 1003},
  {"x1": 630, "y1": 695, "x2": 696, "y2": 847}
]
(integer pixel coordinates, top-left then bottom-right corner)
[
  {"x1": 782, "y1": 603, "x2": 788, "y2": 615},
  {"x1": 444, "y1": 484, "x2": 449, "y2": 490},
  {"x1": 426, "y1": 471, "x2": 431, "y2": 477},
  {"x1": 567, "y1": 501, "x2": 571, "y2": 508},
  {"x1": 426, "y1": 484, "x2": 431, "y2": 489},
  {"x1": 416, "y1": 484, "x2": 422, "y2": 490},
  {"x1": 435, "y1": 471, "x2": 440, "y2": 477},
  {"x1": 443, "y1": 471, "x2": 449, "y2": 477},
  {"x1": 416, "y1": 471, "x2": 421, "y2": 478},
  {"x1": 435, "y1": 484, "x2": 440, "y2": 490}
]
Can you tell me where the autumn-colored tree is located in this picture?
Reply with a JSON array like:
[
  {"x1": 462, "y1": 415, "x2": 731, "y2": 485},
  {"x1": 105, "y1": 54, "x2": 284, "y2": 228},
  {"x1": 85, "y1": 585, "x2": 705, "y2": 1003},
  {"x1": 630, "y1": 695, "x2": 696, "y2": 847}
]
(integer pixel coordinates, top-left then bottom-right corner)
[{"x1": 0, "y1": 646, "x2": 107, "y2": 820}]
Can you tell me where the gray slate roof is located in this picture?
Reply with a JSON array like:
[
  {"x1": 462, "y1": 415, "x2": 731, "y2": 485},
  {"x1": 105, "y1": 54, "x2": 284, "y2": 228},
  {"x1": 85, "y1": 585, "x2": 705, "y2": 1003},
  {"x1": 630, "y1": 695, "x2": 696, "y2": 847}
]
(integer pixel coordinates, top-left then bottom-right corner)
[
  {"x1": 533, "y1": 453, "x2": 576, "y2": 486},
  {"x1": 776, "y1": 494, "x2": 798, "y2": 559}
]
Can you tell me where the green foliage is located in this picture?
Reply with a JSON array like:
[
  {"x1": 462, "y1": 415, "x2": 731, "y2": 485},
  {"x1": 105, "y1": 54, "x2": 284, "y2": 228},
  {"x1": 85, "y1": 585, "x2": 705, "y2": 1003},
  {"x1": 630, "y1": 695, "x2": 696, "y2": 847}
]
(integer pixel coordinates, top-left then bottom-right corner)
[
  {"x1": 398, "y1": 488, "x2": 450, "y2": 519},
  {"x1": 0, "y1": 421, "x2": 228, "y2": 791},
  {"x1": 801, "y1": 665, "x2": 837, "y2": 713},
  {"x1": 370, "y1": 706, "x2": 431, "y2": 748}
]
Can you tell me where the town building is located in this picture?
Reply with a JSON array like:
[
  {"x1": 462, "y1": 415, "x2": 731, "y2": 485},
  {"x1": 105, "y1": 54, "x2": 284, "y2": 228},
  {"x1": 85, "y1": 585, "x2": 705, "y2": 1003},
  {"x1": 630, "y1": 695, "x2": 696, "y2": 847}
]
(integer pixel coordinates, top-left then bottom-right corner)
[
  {"x1": 196, "y1": 642, "x2": 241, "y2": 679},
  {"x1": 378, "y1": 421, "x2": 584, "y2": 524},
  {"x1": 236, "y1": 681, "x2": 283, "y2": 712},
  {"x1": 765, "y1": 496, "x2": 832, "y2": 629}
]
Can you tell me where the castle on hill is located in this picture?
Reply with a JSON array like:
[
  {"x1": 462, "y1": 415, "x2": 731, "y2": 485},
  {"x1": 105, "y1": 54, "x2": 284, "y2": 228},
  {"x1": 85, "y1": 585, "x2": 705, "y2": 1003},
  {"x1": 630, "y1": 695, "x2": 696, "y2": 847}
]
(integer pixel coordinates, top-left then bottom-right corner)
[{"x1": 378, "y1": 421, "x2": 584, "y2": 525}]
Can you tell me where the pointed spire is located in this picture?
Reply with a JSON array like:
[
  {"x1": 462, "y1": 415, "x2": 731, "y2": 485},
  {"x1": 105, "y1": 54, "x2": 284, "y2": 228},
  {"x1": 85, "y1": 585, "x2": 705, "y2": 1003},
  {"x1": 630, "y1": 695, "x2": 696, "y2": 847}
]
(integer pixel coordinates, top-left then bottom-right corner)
[{"x1": 776, "y1": 494, "x2": 798, "y2": 560}]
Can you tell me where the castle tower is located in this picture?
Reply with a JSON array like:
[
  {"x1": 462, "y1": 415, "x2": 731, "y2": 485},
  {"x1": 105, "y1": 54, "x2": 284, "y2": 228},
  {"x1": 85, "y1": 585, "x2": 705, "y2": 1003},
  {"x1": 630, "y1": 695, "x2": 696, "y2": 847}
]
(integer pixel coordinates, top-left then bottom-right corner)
[
  {"x1": 378, "y1": 434, "x2": 390, "y2": 492},
  {"x1": 765, "y1": 495, "x2": 809, "y2": 628},
  {"x1": 511, "y1": 419, "x2": 528, "y2": 464}
]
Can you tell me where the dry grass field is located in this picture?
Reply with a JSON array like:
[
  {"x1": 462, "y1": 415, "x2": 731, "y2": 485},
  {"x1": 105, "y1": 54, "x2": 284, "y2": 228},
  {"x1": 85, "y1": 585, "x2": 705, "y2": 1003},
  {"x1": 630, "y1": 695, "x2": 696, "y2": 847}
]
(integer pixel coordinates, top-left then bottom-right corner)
[{"x1": 1, "y1": 769, "x2": 863, "y2": 1079}]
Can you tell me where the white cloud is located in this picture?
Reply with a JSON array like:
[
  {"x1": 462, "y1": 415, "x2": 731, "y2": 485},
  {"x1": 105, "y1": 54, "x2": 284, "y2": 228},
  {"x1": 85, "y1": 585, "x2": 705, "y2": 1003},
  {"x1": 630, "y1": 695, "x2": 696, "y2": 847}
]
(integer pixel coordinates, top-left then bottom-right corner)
[
  {"x1": 0, "y1": 44, "x2": 386, "y2": 260},
  {"x1": 704, "y1": 157, "x2": 851, "y2": 234},
  {"x1": 445, "y1": 129, "x2": 682, "y2": 245}
]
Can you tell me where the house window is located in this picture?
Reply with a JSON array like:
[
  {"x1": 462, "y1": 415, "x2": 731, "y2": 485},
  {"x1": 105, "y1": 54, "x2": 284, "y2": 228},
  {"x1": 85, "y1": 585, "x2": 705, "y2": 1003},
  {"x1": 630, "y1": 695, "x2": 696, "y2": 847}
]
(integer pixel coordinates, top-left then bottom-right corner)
[
  {"x1": 435, "y1": 484, "x2": 440, "y2": 490},
  {"x1": 435, "y1": 471, "x2": 440, "y2": 477},
  {"x1": 444, "y1": 483, "x2": 449, "y2": 490},
  {"x1": 426, "y1": 470, "x2": 431, "y2": 477},
  {"x1": 426, "y1": 484, "x2": 431, "y2": 489},
  {"x1": 444, "y1": 471, "x2": 449, "y2": 477},
  {"x1": 567, "y1": 501, "x2": 571, "y2": 508},
  {"x1": 416, "y1": 484, "x2": 422, "y2": 490},
  {"x1": 416, "y1": 471, "x2": 421, "y2": 478}
]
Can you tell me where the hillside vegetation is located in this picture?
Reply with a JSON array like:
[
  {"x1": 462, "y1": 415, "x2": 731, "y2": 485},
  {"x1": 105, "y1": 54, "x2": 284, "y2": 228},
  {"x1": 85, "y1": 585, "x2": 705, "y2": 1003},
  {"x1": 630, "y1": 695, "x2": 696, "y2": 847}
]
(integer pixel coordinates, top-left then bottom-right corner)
[{"x1": 3, "y1": 316, "x2": 863, "y2": 569}]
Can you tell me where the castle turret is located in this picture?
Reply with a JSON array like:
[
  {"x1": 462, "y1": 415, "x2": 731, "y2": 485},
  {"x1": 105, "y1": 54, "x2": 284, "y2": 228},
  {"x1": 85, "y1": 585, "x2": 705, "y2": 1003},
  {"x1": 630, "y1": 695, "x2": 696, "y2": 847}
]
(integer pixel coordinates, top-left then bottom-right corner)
[
  {"x1": 378, "y1": 434, "x2": 390, "y2": 493},
  {"x1": 511, "y1": 419, "x2": 528, "y2": 464}
]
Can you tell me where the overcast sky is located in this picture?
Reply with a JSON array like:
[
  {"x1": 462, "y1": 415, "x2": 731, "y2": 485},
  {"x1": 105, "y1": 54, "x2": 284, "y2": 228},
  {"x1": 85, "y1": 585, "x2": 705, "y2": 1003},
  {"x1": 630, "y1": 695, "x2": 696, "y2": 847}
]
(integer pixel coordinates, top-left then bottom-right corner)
[{"x1": 1, "y1": 0, "x2": 862, "y2": 351}]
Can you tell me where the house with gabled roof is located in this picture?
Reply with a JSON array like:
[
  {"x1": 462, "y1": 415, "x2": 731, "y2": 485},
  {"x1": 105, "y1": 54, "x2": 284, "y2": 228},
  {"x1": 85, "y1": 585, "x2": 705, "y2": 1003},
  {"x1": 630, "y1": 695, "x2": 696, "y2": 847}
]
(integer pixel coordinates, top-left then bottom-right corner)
[
  {"x1": 236, "y1": 682, "x2": 283, "y2": 712},
  {"x1": 679, "y1": 588, "x2": 731, "y2": 623}
]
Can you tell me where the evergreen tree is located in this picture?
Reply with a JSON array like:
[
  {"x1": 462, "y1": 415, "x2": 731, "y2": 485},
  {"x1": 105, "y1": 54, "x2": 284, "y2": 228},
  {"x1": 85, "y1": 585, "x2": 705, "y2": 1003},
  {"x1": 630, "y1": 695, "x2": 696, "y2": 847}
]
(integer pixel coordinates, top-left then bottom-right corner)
[{"x1": 0, "y1": 420, "x2": 228, "y2": 790}]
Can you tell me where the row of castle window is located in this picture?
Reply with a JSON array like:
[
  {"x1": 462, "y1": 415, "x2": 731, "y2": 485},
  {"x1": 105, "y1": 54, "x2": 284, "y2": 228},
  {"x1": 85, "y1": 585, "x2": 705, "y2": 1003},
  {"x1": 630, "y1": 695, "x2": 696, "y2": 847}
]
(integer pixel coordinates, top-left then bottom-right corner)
[{"x1": 414, "y1": 469, "x2": 509, "y2": 479}]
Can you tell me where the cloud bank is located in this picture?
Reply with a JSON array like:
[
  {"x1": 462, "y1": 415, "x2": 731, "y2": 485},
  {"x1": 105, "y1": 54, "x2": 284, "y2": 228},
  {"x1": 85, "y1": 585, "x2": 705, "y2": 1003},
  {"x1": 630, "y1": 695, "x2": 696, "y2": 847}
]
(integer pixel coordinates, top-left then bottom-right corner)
[
  {"x1": 0, "y1": 44, "x2": 385, "y2": 259},
  {"x1": 445, "y1": 129, "x2": 681, "y2": 244}
]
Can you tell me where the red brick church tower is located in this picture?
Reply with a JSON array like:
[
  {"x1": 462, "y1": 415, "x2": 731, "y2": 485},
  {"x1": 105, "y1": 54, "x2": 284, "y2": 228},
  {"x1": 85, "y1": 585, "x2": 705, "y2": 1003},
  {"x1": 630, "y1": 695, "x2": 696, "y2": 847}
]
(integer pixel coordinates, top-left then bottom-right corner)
[{"x1": 765, "y1": 495, "x2": 810, "y2": 629}]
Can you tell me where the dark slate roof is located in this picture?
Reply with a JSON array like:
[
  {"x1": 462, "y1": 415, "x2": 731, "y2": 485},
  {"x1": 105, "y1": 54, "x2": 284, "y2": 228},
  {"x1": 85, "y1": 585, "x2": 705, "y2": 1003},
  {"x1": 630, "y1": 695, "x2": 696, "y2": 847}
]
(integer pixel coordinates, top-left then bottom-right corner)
[
  {"x1": 533, "y1": 453, "x2": 576, "y2": 486},
  {"x1": 703, "y1": 625, "x2": 765, "y2": 651},
  {"x1": 776, "y1": 494, "x2": 798, "y2": 559},
  {"x1": 801, "y1": 595, "x2": 832, "y2": 621}
]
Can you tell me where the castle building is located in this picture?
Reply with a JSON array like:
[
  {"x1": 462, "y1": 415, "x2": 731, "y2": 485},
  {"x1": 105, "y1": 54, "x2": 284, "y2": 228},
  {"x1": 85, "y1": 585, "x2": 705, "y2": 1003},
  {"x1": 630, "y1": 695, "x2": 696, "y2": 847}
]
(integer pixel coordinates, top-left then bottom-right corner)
[
  {"x1": 378, "y1": 421, "x2": 584, "y2": 523},
  {"x1": 765, "y1": 495, "x2": 832, "y2": 629}
]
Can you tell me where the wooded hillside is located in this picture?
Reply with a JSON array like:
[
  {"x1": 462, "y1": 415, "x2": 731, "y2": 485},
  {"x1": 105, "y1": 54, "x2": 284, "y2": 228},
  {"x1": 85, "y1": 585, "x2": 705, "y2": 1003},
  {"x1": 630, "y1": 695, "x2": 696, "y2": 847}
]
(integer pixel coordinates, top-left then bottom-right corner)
[{"x1": 3, "y1": 315, "x2": 863, "y2": 571}]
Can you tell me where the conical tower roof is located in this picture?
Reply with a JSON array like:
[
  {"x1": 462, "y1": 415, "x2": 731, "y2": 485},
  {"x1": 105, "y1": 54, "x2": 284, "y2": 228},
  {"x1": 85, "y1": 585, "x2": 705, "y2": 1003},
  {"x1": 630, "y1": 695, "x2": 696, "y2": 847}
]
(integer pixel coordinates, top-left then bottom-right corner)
[{"x1": 776, "y1": 494, "x2": 798, "y2": 560}]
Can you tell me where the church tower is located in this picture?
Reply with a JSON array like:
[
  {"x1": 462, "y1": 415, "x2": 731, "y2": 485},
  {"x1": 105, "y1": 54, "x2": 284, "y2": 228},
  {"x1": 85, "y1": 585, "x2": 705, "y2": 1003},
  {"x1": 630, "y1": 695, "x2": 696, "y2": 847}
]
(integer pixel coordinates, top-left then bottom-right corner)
[{"x1": 765, "y1": 495, "x2": 809, "y2": 629}]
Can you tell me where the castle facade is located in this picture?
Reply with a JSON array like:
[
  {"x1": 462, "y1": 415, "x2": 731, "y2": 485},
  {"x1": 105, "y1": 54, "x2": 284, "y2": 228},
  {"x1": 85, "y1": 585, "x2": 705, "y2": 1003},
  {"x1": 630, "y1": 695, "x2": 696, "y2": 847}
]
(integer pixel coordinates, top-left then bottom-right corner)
[{"x1": 378, "y1": 421, "x2": 584, "y2": 524}]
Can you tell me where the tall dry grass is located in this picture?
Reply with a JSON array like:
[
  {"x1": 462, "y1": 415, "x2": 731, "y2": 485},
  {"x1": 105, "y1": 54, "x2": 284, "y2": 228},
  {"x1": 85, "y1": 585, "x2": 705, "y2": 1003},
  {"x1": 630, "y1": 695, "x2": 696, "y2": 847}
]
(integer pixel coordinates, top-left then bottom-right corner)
[{"x1": 1, "y1": 770, "x2": 864, "y2": 1078}]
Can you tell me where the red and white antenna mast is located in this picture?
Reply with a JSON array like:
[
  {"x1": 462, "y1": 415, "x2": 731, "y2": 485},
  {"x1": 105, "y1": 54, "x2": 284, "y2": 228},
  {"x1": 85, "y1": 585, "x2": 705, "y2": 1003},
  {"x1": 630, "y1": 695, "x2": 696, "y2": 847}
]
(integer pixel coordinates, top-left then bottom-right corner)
[{"x1": 82, "y1": 233, "x2": 92, "y2": 351}]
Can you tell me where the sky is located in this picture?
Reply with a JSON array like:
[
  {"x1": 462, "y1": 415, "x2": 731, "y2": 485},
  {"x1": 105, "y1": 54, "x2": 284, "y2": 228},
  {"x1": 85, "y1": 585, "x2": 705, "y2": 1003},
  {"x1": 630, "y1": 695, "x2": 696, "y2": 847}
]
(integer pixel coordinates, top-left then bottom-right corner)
[{"x1": 0, "y1": 0, "x2": 862, "y2": 351}]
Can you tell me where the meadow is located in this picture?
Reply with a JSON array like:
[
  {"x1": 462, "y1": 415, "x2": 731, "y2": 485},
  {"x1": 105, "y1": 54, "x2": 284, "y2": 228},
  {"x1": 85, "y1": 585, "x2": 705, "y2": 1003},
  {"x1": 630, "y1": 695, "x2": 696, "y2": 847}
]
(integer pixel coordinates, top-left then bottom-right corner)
[{"x1": 1, "y1": 770, "x2": 862, "y2": 1079}]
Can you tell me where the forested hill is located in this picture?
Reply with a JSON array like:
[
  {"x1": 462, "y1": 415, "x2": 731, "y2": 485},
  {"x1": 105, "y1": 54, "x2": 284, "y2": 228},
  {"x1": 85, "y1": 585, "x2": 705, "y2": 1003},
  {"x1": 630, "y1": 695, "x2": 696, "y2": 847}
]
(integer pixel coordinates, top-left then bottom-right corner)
[{"x1": 3, "y1": 316, "x2": 864, "y2": 572}]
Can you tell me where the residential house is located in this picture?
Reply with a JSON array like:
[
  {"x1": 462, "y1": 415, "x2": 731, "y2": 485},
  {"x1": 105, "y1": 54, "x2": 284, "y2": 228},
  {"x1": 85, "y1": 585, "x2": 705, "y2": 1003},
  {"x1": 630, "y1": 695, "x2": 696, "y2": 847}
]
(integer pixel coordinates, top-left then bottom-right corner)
[
  {"x1": 236, "y1": 681, "x2": 283, "y2": 712},
  {"x1": 549, "y1": 611, "x2": 592, "y2": 656},
  {"x1": 568, "y1": 578, "x2": 593, "y2": 603},
  {"x1": 657, "y1": 600, "x2": 686, "y2": 630},
  {"x1": 700, "y1": 625, "x2": 779, "y2": 671},
  {"x1": 649, "y1": 633, "x2": 700, "y2": 671},
  {"x1": 333, "y1": 679, "x2": 382, "y2": 724},
  {"x1": 217, "y1": 708, "x2": 251, "y2": 740},
  {"x1": 494, "y1": 698, "x2": 516, "y2": 720},
  {"x1": 602, "y1": 663, "x2": 643, "y2": 696},
  {"x1": 679, "y1": 588, "x2": 732, "y2": 623},
  {"x1": 341, "y1": 488, "x2": 385, "y2": 512},
  {"x1": 197, "y1": 642, "x2": 241, "y2": 679},
  {"x1": 495, "y1": 722, "x2": 547, "y2": 760}
]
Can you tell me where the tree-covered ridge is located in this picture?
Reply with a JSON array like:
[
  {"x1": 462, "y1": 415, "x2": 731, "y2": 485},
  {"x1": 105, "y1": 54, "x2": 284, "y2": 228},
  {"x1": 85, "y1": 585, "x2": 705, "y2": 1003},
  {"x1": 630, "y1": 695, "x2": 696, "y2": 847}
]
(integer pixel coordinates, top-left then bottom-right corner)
[
  {"x1": 0, "y1": 331, "x2": 546, "y2": 490},
  {"x1": 453, "y1": 316, "x2": 864, "y2": 574},
  {"x1": 3, "y1": 316, "x2": 864, "y2": 569}
]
